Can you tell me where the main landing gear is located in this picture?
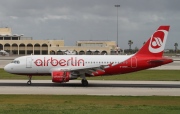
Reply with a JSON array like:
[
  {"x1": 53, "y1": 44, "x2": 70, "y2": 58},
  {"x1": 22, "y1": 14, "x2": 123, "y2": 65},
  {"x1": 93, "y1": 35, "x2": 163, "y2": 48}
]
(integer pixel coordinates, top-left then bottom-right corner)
[
  {"x1": 27, "y1": 75, "x2": 32, "y2": 85},
  {"x1": 80, "y1": 72, "x2": 89, "y2": 86},
  {"x1": 81, "y1": 79, "x2": 88, "y2": 86}
]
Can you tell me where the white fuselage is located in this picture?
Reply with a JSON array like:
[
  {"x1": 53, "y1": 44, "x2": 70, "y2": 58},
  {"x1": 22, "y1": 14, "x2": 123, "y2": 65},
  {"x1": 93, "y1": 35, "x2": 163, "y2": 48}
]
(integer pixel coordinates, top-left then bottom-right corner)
[{"x1": 4, "y1": 55, "x2": 133, "y2": 75}]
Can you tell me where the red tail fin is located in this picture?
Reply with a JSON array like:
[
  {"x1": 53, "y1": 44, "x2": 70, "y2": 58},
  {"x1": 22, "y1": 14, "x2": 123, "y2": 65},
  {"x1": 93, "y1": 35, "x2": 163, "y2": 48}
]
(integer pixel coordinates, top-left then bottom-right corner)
[{"x1": 135, "y1": 25, "x2": 170, "y2": 57}]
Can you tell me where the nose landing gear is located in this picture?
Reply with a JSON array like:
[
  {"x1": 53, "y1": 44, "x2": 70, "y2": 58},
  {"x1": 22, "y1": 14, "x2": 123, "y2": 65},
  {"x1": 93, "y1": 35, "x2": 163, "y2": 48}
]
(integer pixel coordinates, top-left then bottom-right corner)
[{"x1": 27, "y1": 75, "x2": 32, "y2": 85}]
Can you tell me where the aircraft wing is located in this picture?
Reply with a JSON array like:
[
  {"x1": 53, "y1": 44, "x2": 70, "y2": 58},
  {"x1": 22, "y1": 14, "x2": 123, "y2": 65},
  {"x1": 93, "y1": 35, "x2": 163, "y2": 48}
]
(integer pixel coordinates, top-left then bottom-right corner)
[{"x1": 49, "y1": 64, "x2": 107, "y2": 76}]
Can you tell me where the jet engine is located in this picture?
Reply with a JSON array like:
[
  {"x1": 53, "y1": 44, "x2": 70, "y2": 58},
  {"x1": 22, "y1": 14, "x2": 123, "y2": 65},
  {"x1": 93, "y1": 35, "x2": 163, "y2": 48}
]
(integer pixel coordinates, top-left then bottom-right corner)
[{"x1": 52, "y1": 71, "x2": 77, "y2": 83}]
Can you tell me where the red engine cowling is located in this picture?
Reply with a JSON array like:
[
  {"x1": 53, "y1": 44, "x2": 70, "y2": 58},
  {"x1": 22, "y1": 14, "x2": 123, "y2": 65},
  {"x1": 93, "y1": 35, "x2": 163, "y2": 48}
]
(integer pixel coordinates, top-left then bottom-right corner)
[{"x1": 52, "y1": 71, "x2": 70, "y2": 83}]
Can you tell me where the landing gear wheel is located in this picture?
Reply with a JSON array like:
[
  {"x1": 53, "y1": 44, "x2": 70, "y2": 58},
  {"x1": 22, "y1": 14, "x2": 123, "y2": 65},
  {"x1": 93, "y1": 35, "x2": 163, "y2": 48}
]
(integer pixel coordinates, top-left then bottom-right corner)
[
  {"x1": 27, "y1": 81, "x2": 31, "y2": 85},
  {"x1": 27, "y1": 75, "x2": 32, "y2": 85},
  {"x1": 81, "y1": 79, "x2": 88, "y2": 86}
]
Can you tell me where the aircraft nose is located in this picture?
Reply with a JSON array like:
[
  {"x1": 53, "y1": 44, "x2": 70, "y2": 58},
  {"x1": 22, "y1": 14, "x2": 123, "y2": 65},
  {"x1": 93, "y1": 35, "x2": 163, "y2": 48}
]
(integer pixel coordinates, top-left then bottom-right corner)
[{"x1": 4, "y1": 64, "x2": 11, "y2": 72}]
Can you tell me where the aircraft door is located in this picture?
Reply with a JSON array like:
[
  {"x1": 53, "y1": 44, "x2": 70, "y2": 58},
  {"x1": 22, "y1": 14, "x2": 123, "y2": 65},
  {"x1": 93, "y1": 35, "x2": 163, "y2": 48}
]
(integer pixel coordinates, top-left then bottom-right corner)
[
  {"x1": 26, "y1": 57, "x2": 32, "y2": 68},
  {"x1": 131, "y1": 57, "x2": 137, "y2": 68}
]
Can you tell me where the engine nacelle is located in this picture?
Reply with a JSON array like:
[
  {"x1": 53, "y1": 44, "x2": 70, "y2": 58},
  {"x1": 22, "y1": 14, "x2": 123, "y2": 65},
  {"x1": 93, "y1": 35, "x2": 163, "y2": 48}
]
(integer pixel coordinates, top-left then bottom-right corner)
[{"x1": 52, "y1": 71, "x2": 71, "y2": 83}]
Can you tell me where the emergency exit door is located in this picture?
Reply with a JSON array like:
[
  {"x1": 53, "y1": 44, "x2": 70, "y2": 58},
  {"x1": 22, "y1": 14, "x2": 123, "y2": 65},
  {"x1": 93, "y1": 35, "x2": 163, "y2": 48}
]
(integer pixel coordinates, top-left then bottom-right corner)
[
  {"x1": 26, "y1": 57, "x2": 32, "y2": 68},
  {"x1": 131, "y1": 57, "x2": 137, "y2": 68}
]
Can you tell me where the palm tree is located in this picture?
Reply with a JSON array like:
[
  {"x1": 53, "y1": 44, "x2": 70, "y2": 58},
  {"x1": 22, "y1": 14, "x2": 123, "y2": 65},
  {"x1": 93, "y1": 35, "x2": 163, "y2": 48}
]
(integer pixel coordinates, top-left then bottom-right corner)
[
  {"x1": 134, "y1": 46, "x2": 139, "y2": 52},
  {"x1": 174, "y1": 43, "x2": 178, "y2": 53},
  {"x1": 128, "y1": 40, "x2": 133, "y2": 52}
]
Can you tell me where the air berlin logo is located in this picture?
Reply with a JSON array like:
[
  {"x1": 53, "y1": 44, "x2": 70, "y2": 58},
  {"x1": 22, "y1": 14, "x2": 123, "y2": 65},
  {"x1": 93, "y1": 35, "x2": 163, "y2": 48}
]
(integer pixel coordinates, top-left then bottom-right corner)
[
  {"x1": 34, "y1": 57, "x2": 84, "y2": 67},
  {"x1": 151, "y1": 37, "x2": 163, "y2": 48},
  {"x1": 149, "y1": 30, "x2": 168, "y2": 53}
]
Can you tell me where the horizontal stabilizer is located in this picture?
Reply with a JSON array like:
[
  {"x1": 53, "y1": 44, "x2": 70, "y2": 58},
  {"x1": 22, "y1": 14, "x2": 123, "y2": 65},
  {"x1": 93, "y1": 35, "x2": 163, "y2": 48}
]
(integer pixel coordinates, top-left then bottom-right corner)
[{"x1": 148, "y1": 59, "x2": 165, "y2": 63}]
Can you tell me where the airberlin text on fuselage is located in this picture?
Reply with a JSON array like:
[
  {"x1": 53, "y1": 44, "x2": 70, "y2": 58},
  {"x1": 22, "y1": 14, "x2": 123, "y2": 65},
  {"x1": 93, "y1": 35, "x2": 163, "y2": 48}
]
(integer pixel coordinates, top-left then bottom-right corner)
[{"x1": 34, "y1": 57, "x2": 84, "y2": 66}]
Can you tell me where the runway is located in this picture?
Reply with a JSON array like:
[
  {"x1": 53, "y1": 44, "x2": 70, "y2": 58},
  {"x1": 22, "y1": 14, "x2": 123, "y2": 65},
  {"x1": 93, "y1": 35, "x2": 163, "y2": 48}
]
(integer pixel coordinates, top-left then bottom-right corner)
[{"x1": 0, "y1": 80, "x2": 180, "y2": 96}]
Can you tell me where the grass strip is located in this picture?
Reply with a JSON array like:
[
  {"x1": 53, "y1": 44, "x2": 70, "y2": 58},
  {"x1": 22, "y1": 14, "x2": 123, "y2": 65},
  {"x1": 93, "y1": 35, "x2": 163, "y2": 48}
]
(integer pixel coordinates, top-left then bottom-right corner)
[{"x1": 0, "y1": 95, "x2": 180, "y2": 114}]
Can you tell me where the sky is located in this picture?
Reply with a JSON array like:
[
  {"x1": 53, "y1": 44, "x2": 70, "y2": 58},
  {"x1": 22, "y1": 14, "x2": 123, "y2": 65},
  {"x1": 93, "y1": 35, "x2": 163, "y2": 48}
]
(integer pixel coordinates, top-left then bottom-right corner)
[{"x1": 0, "y1": 0, "x2": 179, "y2": 49}]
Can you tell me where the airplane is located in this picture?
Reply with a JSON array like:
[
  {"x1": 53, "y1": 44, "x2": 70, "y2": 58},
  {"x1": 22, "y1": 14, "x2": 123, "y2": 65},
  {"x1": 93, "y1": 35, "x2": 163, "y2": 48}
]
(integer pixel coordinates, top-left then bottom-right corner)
[
  {"x1": 0, "y1": 50, "x2": 9, "y2": 56},
  {"x1": 4, "y1": 25, "x2": 173, "y2": 86}
]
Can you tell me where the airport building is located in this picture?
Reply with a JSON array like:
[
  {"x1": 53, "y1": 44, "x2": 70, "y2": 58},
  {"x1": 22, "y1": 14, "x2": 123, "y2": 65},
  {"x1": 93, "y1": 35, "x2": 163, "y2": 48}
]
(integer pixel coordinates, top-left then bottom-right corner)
[{"x1": 0, "y1": 27, "x2": 117, "y2": 55}]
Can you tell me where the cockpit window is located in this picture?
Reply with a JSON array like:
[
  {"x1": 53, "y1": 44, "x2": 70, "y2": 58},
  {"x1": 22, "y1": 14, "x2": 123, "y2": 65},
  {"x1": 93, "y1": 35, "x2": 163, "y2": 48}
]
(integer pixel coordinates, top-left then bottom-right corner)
[{"x1": 11, "y1": 60, "x2": 20, "y2": 64}]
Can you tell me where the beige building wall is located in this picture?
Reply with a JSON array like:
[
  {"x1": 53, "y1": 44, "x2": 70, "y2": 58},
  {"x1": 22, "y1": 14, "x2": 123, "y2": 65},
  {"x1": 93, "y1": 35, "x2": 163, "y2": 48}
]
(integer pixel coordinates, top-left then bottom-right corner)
[
  {"x1": 0, "y1": 28, "x2": 116, "y2": 55},
  {"x1": 49, "y1": 46, "x2": 111, "y2": 55},
  {"x1": 0, "y1": 38, "x2": 64, "y2": 55},
  {"x1": 0, "y1": 28, "x2": 12, "y2": 35},
  {"x1": 0, "y1": 38, "x2": 114, "y2": 55},
  {"x1": 76, "y1": 40, "x2": 116, "y2": 50}
]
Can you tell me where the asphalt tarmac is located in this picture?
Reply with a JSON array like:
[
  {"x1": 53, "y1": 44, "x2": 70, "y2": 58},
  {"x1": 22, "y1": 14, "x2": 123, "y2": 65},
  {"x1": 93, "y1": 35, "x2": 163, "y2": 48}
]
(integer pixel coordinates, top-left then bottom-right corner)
[{"x1": 0, "y1": 80, "x2": 180, "y2": 96}]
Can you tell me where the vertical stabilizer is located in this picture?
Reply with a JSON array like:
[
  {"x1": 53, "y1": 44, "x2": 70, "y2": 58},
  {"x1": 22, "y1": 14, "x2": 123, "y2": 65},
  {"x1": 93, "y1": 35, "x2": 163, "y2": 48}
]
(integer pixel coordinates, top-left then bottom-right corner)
[{"x1": 135, "y1": 26, "x2": 170, "y2": 57}]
